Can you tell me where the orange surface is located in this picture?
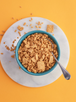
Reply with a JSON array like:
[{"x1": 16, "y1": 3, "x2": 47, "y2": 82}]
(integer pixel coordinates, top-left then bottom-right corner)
[{"x1": 0, "y1": 0, "x2": 76, "y2": 102}]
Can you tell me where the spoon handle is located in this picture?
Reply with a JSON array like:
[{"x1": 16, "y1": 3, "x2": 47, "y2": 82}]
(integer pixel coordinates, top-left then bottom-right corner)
[{"x1": 52, "y1": 52, "x2": 71, "y2": 80}]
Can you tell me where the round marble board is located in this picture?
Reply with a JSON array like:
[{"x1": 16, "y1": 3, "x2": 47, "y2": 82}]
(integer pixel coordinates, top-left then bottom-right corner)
[{"x1": 0, "y1": 17, "x2": 70, "y2": 87}]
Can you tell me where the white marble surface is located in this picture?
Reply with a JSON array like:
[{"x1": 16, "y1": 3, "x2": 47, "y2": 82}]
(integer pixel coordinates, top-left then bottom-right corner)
[{"x1": 0, "y1": 17, "x2": 70, "y2": 87}]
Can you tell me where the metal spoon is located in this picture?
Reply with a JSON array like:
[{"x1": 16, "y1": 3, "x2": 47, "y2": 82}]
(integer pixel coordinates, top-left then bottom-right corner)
[{"x1": 47, "y1": 38, "x2": 71, "y2": 80}]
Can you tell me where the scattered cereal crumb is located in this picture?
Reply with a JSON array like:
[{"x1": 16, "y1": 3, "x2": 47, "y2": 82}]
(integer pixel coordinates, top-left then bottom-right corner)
[
  {"x1": 37, "y1": 29, "x2": 39, "y2": 30},
  {"x1": 1, "y1": 53, "x2": 3, "y2": 55},
  {"x1": 39, "y1": 26, "x2": 41, "y2": 28},
  {"x1": 12, "y1": 17, "x2": 14, "y2": 19},
  {"x1": 46, "y1": 25, "x2": 54, "y2": 33},
  {"x1": 19, "y1": 67, "x2": 21, "y2": 69},
  {"x1": 36, "y1": 25, "x2": 38, "y2": 28},
  {"x1": 24, "y1": 32, "x2": 26, "y2": 34},
  {"x1": 17, "y1": 25, "x2": 24, "y2": 31},
  {"x1": 41, "y1": 22, "x2": 43, "y2": 24},
  {"x1": 14, "y1": 30, "x2": 17, "y2": 32},
  {"x1": 3, "y1": 42, "x2": 5, "y2": 44},
  {"x1": 36, "y1": 22, "x2": 37, "y2": 24},
  {"x1": 19, "y1": 6, "x2": 22, "y2": 8},
  {"x1": 38, "y1": 21, "x2": 41, "y2": 25},
  {"x1": 31, "y1": 26, "x2": 33, "y2": 28},
  {"x1": 23, "y1": 22, "x2": 26, "y2": 26},
  {"x1": 17, "y1": 37, "x2": 19, "y2": 39},
  {"x1": 12, "y1": 44, "x2": 14, "y2": 47},
  {"x1": 26, "y1": 25, "x2": 28, "y2": 26},
  {"x1": 5, "y1": 45, "x2": 10, "y2": 50},
  {"x1": 31, "y1": 18, "x2": 33, "y2": 20},
  {"x1": 30, "y1": 24, "x2": 32, "y2": 26},
  {"x1": 2, "y1": 30, "x2": 5, "y2": 33},
  {"x1": 52, "y1": 34, "x2": 54, "y2": 36},
  {"x1": 9, "y1": 61, "x2": 11, "y2": 62},
  {"x1": 29, "y1": 20, "x2": 31, "y2": 21},
  {"x1": 11, "y1": 54, "x2": 15, "y2": 58},
  {"x1": 18, "y1": 31, "x2": 21, "y2": 36},
  {"x1": 30, "y1": 13, "x2": 33, "y2": 15}
]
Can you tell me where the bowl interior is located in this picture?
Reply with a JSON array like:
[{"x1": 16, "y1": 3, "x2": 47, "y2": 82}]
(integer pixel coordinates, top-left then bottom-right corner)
[{"x1": 15, "y1": 30, "x2": 60, "y2": 76}]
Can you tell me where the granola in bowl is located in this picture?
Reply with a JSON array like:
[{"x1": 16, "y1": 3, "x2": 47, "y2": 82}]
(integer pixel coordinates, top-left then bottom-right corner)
[{"x1": 17, "y1": 32, "x2": 58, "y2": 74}]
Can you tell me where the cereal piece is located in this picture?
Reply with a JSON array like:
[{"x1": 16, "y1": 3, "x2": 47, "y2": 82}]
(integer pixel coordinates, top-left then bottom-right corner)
[
  {"x1": 19, "y1": 6, "x2": 22, "y2": 8},
  {"x1": 46, "y1": 25, "x2": 54, "y2": 33},
  {"x1": 30, "y1": 24, "x2": 32, "y2": 26},
  {"x1": 26, "y1": 25, "x2": 28, "y2": 26},
  {"x1": 5, "y1": 45, "x2": 10, "y2": 50},
  {"x1": 17, "y1": 25, "x2": 24, "y2": 31},
  {"x1": 17, "y1": 37, "x2": 19, "y2": 39},
  {"x1": 3, "y1": 42, "x2": 5, "y2": 44},
  {"x1": 17, "y1": 25, "x2": 21, "y2": 30},
  {"x1": 12, "y1": 44, "x2": 14, "y2": 47},
  {"x1": 37, "y1": 61, "x2": 45, "y2": 71},
  {"x1": 23, "y1": 22, "x2": 26, "y2": 26},
  {"x1": 39, "y1": 26, "x2": 41, "y2": 28},
  {"x1": 38, "y1": 21, "x2": 41, "y2": 25},
  {"x1": 31, "y1": 26, "x2": 33, "y2": 28},
  {"x1": 31, "y1": 57, "x2": 36, "y2": 63},
  {"x1": 31, "y1": 18, "x2": 33, "y2": 20},
  {"x1": 14, "y1": 30, "x2": 17, "y2": 32},
  {"x1": 12, "y1": 17, "x2": 14, "y2": 19},
  {"x1": 52, "y1": 34, "x2": 54, "y2": 36},
  {"x1": 35, "y1": 25, "x2": 38, "y2": 28},
  {"x1": 35, "y1": 53, "x2": 38, "y2": 60},
  {"x1": 41, "y1": 22, "x2": 43, "y2": 24},
  {"x1": 18, "y1": 31, "x2": 21, "y2": 36},
  {"x1": 30, "y1": 13, "x2": 33, "y2": 15},
  {"x1": 19, "y1": 66, "x2": 21, "y2": 69},
  {"x1": 24, "y1": 32, "x2": 26, "y2": 34},
  {"x1": 1, "y1": 53, "x2": 3, "y2": 55},
  {"x1": 11, "y1": 54, "x2": 15, "y2": 58},
  {"x1": 19, "y1": 27, "x2": 24, "y2": 31},
  {"x1": 2, "y1": 30, "x2": 5, "y2": 33},
  {"x1": 49, "y1": 56, "x2": 53, "y2": 63}
]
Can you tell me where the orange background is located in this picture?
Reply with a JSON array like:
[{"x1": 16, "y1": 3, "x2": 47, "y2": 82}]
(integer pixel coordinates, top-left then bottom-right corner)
[{"x1": 0, "y1": 0, "x2": 76, "y2": 102}]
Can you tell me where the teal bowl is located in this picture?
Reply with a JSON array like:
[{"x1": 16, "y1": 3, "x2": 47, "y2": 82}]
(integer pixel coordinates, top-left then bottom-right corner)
[{"x1": 15, "y1": 30, "x2": 60, "y2": 76}]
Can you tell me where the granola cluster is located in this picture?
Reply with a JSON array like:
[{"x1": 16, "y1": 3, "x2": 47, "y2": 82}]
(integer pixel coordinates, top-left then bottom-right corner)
[{"x1": 18, "y1": 33, "x2": 58, "y2": 73}]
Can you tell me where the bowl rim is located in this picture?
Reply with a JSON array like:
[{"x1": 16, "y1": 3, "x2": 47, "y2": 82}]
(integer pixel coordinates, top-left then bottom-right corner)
[{"x1": 15, "y1": 30, "x2": 60, "y2": 76}]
